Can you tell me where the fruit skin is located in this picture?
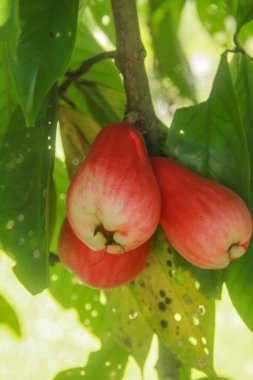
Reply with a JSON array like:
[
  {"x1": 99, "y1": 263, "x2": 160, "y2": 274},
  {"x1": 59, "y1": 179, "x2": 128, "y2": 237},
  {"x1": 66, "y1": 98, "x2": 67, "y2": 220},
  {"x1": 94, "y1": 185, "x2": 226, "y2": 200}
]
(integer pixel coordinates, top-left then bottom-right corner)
[
  {"x1": 151, "y1": 157, "x2": 252, "y2": 269},
  {"x1": 58, "y1": 218, "x2": 151, "y2": 289},
  {"x1": 67, "y1": 121, "x2": 161, "y2": 254}
]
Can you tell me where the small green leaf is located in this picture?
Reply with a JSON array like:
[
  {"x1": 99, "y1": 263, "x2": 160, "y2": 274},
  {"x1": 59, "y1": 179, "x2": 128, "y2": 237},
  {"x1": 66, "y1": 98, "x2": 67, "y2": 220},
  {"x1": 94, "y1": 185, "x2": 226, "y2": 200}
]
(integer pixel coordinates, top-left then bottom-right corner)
[
  {"x1": 54, "y1": 340, "x2": 128, "y2": 380},
  {"x1": 149, "y1": 0, "x2": 195, "y2": 100},
  {"x1": 235, "y1": 0, "x2": 253, "y2": 32},
  {"x1": 106, "y1": 286, "x2": 153, "y2": 368},
  {"x1": 7, "y1": 0, "x2": 79, "y2": 125},
  {"x1": 0, "y1": 293, "x2": 21, "y2": 337},
  {"x1": 0, "y1": 87, "x2": 57, "y2": 294},
  {"x1": 129, "y1": 229, "x2": 216, "y2": 376},
  {"x1": 0, "y1": 0, "x2": 17, "y2": 42}
]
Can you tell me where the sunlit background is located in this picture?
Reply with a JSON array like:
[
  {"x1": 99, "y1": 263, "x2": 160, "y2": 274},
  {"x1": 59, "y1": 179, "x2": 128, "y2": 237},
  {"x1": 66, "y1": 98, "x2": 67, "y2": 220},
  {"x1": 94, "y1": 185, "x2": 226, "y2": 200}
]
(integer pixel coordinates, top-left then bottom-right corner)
[{"x1": 1, "y1": 1, "x2": 253, "y2": 379}]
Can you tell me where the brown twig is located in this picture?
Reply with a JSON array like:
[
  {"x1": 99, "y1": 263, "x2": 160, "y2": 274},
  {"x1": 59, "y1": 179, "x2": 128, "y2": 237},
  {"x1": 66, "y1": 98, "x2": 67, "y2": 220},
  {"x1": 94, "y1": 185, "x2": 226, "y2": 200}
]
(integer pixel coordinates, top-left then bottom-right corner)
[
  {"x1": 111, "y1": 0, "x2": 160, "y2": 155},
  {"x1": 58, "y1": 50, "x2": 116, "y2": 96}
]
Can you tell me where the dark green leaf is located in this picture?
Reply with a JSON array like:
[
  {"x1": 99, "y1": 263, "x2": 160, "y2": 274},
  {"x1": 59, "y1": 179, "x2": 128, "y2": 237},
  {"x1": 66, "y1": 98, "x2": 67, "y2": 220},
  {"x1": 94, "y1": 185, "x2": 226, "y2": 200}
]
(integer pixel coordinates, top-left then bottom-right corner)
[
  {"x1": 54, "y1": 340, "x2": 128, "y2": 380},
  {"x1": 225, "y1": 54, "x2": 253, "y2": 332},
  {"x1": 50, "y1": 158, "x2": 69, "y2": 254},
  {"x1": 163, "y1": 52, "x2": 253, "y2": 331},
  {"x1": 149, "y1": 0, "x2": 196, "y2": 101},
  {"x1": 0, "y1": 293, "x2": 22, "y2": 337},
  {"x1": 164, "y1": 53, "x2": 250, "y2": 203},
  {"x1": 0, "y1": 87, "x2": 57, "y2": 294},
  {"x1": 129, "y1": 229, "x2": 216, "y2": 376},
  {"x1": 7, "y1": 0, "x2": 79, "y2": 125},
  {"x1": 0, "y1": 45, "x2": 16, "y2": 146},
  {"x1": 0, "y1": 0, "x2": 18, "y2": 42},
  {"x1": 106, "y1": 286, "x2": 153, "y2": 368}
]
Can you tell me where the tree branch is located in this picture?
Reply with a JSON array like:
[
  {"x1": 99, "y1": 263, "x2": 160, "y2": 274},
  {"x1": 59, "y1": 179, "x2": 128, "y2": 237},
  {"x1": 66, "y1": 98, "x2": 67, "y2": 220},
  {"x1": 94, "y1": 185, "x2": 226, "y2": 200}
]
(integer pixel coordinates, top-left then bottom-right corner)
[
  {"x1": 111, "y1": 0, "x2": 160, "y2": 155},
  {"x1": 58, "y1": 50, "x2": 116, "y2": 96}
]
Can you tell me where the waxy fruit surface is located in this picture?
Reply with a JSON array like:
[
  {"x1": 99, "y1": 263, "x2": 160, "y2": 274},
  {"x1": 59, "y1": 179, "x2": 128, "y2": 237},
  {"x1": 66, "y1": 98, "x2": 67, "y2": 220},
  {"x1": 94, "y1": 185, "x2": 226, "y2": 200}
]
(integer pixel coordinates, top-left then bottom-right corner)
[
  {"x1": 67, "y1": 122, "x2": 161, "y2": 254},
  {"x1": 58, "y1": 218, "x2": 151, "y2": 289},
  {"x1": 151, "y1": 157, "x2": 252, "y2": 269}
]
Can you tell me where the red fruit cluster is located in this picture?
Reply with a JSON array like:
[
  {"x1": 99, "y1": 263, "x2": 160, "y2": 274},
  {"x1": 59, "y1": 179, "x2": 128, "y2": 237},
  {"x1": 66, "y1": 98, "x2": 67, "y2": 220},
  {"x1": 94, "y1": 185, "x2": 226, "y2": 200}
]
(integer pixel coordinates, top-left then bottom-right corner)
[
  {"x1": 58, "y1": 121, "x2": 252, "y2": 289},
  {"x1": 59, "y1": 122, "x2": 161, "y2": 289}
]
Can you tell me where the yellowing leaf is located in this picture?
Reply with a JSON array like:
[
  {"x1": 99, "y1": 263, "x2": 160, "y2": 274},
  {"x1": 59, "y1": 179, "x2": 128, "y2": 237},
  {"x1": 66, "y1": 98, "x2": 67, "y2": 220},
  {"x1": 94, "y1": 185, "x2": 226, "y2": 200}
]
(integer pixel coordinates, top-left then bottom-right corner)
[
  {"x1": 58, "y1": 105, "x2": 101, "y2": 178},
  {"x1": 128, "y1": 228, "x2": 216, "y2": 376}
]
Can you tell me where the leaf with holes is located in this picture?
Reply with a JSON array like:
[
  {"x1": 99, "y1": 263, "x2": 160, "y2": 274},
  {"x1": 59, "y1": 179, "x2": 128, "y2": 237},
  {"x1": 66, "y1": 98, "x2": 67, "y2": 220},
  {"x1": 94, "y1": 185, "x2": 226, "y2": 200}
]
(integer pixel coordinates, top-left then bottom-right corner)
[
  {"x1": 0, "y1": 87, "x2": 57, "y2": 294},
  {"x1": 129, "y1": 228, "x2": 216, "y2": 376},
  {"x1": 106, "y1": 286, "x2": 153, "y2": 369},
  {"x1": 0, "y1": 293, "x2": 22, "y2": 337},
  {"x1": 49, "y1": 262, "x2": 108, "y2": 338},
  {"x1": 54, "y1": 340, "x2": 128, "y2": 380},
  {"x1": 7, "y1": 0, "x2": 78, "y2": 125}
]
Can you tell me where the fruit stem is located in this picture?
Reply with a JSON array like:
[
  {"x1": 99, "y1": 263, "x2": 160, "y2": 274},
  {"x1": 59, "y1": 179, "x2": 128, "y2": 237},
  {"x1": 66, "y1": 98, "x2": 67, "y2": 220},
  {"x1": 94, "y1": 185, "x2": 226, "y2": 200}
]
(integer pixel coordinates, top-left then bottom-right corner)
[{"x1": 111, "y1": 0, "x2": 160, "y2": 155}]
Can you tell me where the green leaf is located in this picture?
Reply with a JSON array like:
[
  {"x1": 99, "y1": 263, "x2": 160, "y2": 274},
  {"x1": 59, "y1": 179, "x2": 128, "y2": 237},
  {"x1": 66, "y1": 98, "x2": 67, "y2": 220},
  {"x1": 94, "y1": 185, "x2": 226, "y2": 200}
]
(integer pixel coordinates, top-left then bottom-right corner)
[
  {"x1": 164, "y1": 53, "x2": 250, "y2": 203},
  {"x1": 225, "y1": 54, "x2": 253, "y2": 332},
  {"x1": 235, "y1": 0, "x2": 253, "y2": 32},
  {"x1": 50, "y1": 158, "x2": 69, "y2": 254},
  {"x1": 54, "y1": 340, "x2": 128, "y2": 380},
  {"x1": 195, "y1": 0, "x2": 233, "y2": 43},
  {"x1": 156, "y1": 342, "x2": 182, "y2": 380},
  {"x1": 69, "y1": 84, "x2": 125, "y2": 126},
  {"x1": 163, "y1": 52, "x2": 253, "y2": 331},
  {"x1": 0, "y1": 87, "x2": 57, "y2": 294},
  {"x1": 7, "y1": 0, "x2": 79, "y2": 125},
  {"x1": 58, "y1": 105, "x2": 101, "y2": 177},
  {"x1": 106, "y1": 286, "x2": 153, "y2": 368},
  {"x1": 0, "y1": 45, "x2": 16, "y2": 146},
  {"x1": 149, "y1": 0, "x2": 196, "y2": 101},
  {"x1": 67, "y1": 23, "x2": 121, "y2": 91},
  {"x1": 88, "y1": 0, "x2": 115, "y2": 44},
  {"x1": 0, "y1": 0, "x2": 17, "y2": 42},
  {"x1": 0, "y1": 293, "x2": 21, "y2": 337},
  {"x1": 49, "y1": 262, "x2": 108, "y2": 338},
  {"x1": 129, "y1": 229, "x2": 216, "y2": 376}
]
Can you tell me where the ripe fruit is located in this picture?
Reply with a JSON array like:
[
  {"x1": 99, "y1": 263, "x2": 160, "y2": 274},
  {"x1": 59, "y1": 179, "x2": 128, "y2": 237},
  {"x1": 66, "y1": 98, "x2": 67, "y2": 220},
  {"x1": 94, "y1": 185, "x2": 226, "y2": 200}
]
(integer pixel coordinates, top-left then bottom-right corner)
[
  {"x1": 58, "y1": 218, "x2": 151, "y2": 289},
  {"x1": 151, "y1": 157, "x2": 252, "y2": 269},
  {"x1": 67, "y1": 122, "x2": 161, "y2": 254}
]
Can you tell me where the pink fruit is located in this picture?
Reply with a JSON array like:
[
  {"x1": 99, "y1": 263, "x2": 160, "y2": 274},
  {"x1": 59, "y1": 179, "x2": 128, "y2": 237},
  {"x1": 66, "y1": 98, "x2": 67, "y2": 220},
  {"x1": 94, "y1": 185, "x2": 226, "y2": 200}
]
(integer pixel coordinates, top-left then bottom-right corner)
[
  {"x1": 67, "y1": 122, "x2": 161, "y2": 254},
  {"x1": 151, "y1": 157, "x2": 252, "y2": 269},
  {"x1": 58, "y1": 218, "x2": 151, "y2": 289}
]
